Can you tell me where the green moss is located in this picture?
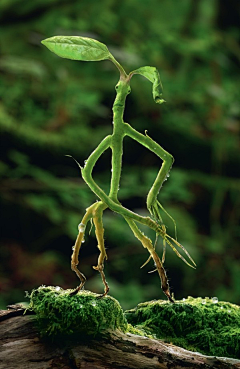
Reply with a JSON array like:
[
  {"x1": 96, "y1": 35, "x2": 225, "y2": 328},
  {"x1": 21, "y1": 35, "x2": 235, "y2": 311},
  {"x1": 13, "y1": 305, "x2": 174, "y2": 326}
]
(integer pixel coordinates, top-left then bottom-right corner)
[
  {"x1": 28, "y1": 289, "x2": 239, "y2": 359},
  {"x1": 126, "y1": 323, "x2": 153, "y2": 338},
  {"x1": 125, "y1": 296, "x2": 240, "y2": 359},
  {"x1": 29, "y1": 286, "x2": 127, "y2": 338}
]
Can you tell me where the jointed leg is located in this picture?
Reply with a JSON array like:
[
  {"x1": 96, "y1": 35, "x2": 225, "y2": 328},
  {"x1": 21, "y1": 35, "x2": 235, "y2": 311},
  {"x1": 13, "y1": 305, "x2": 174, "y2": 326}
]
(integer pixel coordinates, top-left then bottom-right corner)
[
  {"x1": 123, "y1": 123, "x2": 174, "y2": 221},
  {"x1": 124, "y1": 216, "x2": 174, "y2": 303},
  {"x1": 70, "y1": 202, "x2": 98, "y2": 295},
  {"x1": 92, "y1": 202, "x2": 109, "y2": 297},
  {"x1": 81, "y1": 134, "x2": 169, "y2": 229},
  {"x1": 70, "y1": 228, "x2": 86, "y2": 295},
  {"x1": 70, "y1": 201, "x2": 110, "y2": 297}
]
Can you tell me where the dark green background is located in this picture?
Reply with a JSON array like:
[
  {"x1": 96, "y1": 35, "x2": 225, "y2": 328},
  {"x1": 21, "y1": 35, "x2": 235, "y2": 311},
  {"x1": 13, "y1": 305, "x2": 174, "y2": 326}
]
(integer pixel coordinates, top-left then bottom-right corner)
[{"x1": 0, "y1": 0, "x2": 239, "y2": 310}]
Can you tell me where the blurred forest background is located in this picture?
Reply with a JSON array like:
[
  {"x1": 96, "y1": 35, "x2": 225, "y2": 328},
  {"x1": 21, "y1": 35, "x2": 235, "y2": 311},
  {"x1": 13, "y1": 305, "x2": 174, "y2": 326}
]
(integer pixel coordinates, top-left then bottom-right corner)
[{"x1": 0, "y1": 0, "x2": 239, "y2": 310}]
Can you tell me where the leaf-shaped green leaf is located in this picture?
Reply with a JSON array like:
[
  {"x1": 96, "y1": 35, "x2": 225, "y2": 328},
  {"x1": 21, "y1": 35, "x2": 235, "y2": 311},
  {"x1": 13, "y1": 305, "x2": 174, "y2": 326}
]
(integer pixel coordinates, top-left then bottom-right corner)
[
  {"x1": 41, "y1": 36, "x2": 112, "y2": 62},
  {"x1": 130, "y1": 66, "x2": 165, "y2": 104}
]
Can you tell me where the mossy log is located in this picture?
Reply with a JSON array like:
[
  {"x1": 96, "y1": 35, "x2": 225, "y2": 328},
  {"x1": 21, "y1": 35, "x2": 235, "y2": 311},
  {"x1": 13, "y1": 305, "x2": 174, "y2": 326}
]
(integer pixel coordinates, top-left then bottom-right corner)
[
  {"x1": 125, "y1": 297, "x2": 240, "y2": 359},
  {"x1": 1, "y1": 306, "x2": 240, "y2": 369}
]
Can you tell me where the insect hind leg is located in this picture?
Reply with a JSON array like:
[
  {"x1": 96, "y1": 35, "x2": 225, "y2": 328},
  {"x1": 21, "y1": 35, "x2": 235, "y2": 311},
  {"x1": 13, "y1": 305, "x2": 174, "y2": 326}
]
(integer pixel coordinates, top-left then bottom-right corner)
[
  {"x1": 124, "y1": 216, "x2": 174, "y2": 303},
  {"x1": 70, "y1": 202, "x2": 98, "y2": 296},
  {"x1": 92, "y1": 202, "x2": 109, "y2": 298}
]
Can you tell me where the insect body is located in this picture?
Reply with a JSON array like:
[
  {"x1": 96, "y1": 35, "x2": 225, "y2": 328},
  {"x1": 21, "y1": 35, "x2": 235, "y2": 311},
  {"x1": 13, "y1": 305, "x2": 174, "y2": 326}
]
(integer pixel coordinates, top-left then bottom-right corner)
[{"x1": 42, "y1": 36, "x2": 196, "y2": 302}]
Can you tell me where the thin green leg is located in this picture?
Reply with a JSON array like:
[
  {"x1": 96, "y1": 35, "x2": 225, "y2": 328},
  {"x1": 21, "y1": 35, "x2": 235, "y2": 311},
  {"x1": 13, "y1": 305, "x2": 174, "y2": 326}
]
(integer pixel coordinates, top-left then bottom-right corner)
[{"x1": 123, "y1": 123, "x2": 174, "y2": 217}]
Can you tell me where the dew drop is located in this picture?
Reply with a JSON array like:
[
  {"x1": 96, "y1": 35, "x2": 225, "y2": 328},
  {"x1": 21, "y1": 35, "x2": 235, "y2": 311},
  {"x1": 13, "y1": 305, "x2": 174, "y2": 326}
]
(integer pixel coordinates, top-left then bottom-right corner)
[
  {"x1": 55, "y1": 286, "x2": 61, "y2": 291},
  {"x1": 220, "y1": 306, "x2": 224, "y2": 309},
  {"x1": 79, "y1": 304, "x2": 83, "y2": 309},
  {"x1": 212, "y1": 297, "x2": 218, "y2": 304},
  {"x1": 78, "y1": 223, "x2": 86, "y2": 233},
  {"x1": 201, "y1": 299, "x2": 206, "y2": 305},
  {"x1": 182, "y1": 298, "x2": 186, "y2": 301},
  {"x1": 72, "y1": 245, "x2": 75, "y2": 250},
  {"x1": 91, "y1": 301, "x2": 97, "y2": 307},
  {"x1": 81, "y1": 239, "x2": 85, "y2": 243},
  {"x1": 228, "y1": 309, "x2": 231, "y2": 313},
  {"x1": 112, "y1": 121, "x2": 114, "y2": 125}
]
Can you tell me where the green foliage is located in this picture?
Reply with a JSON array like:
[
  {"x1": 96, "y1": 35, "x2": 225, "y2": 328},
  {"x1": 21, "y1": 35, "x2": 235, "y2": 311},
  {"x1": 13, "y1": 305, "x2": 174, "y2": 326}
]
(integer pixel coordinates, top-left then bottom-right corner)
[
  {"x1": 125, "y1": 296, "x2": 240, "y2": 359},
  {"x1": 130, "y1": 66, "x2": 165, "y2": 104},
  {"x1": 29, "y1": 285, "x2": 127, "y2": 337},
  {"x1": 42, "y1": 36, "x2": 112, "y2": 61}
]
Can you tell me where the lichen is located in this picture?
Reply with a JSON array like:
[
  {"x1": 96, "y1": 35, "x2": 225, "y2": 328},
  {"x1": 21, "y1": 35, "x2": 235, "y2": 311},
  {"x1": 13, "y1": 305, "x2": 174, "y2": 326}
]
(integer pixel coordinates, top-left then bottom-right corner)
[
  {"x1": 29, "y1": 286, "x2": 127, "y2": 338},
  {"x1": 125, "y1": 296, "x2": 240, "y2": 359}
]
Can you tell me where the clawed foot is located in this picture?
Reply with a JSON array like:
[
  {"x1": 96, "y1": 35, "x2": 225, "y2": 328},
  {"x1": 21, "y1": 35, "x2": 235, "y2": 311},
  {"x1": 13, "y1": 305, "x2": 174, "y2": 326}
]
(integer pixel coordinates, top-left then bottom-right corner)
[
  {"x1": 93, "y1": 264, "x2": 110, "y2": 298},
  {"x1": 97, "y1": 285, "x2": 110, "y2": 299},
  {"x1": 69, "y1": 283, "x2": 85, "y2": 296},
  {"x1": 70, "y1": 265, "x2": 110, "y2": 298},
  {"x1": 164, "y1": 290, "x2": 175, "y2": 303}
]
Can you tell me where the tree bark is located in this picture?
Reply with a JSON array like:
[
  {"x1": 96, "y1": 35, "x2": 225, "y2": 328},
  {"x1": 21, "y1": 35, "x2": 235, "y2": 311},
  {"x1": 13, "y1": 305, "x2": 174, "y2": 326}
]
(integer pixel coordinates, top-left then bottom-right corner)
[{"x1": 0, "y1": 307, "x2": 240, "y2": 369}]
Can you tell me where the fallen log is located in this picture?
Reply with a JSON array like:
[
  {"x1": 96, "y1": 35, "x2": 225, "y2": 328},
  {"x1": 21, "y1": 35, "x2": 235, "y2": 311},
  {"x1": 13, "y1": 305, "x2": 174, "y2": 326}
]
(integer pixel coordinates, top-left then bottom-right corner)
[{"x1": 0, "y1": 306, "x2": 240, "y2": 369}]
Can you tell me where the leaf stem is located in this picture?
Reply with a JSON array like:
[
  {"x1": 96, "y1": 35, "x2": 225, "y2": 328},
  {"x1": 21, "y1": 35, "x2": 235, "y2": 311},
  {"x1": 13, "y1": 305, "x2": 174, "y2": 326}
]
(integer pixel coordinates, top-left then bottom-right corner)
[{"x1": 108, "y1": 55, "x2": 128, "y2": 80}]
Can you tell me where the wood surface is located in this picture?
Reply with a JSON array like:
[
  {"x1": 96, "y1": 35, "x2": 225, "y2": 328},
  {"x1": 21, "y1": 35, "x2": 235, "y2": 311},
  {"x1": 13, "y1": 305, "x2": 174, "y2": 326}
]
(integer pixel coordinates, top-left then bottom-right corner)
[{"x1": 0, "y1": 306, "x2": 240, "y2": 369}]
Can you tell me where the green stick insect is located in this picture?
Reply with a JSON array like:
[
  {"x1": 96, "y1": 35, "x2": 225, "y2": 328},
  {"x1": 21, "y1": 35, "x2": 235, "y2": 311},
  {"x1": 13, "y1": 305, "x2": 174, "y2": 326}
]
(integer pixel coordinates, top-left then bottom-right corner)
[{"x1": 42, "y1": 36, "x2": 196, "y2": 303}]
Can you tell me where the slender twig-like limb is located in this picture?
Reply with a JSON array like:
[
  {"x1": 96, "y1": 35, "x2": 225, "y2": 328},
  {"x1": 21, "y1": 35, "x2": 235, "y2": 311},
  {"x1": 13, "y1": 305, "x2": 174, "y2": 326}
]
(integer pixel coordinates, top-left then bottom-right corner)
[
  {"x1": 80, "y1": 121, "x2": 174, "y2": 234},
  {"x1": 70, "y1": 202, "x2": 98, "y2": 295},
  {"x1": 124, "y1": 216, "x2": 174, "y2": 303},
  {"x1": 92, "y1": 201, "x2": 109, "y2": 297},
  {"x1": 84, "y1": 162, "x2": 152, "y2": 224},
  {"x1": 70, "y1": 200, "x2": 110, "y2": 296},
  {"x1": 81, "y1": 136, "x2": 168, "y2": 234},
  {"x1": 123, "y1": 123, "x2": 174, "y2": 213}
]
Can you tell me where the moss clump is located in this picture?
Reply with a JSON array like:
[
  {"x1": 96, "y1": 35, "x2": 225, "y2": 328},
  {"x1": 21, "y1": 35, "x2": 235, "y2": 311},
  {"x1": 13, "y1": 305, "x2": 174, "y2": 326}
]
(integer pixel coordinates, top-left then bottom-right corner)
[
  {"x1": 126, "y1": 323, "x2": 152, "y2": 338},
  {"x1": 125, "y1": 296, "x2": 240, "y2": 359},
  {"x1": 29, "y1": 286, "x2": 127, "y2": 338}
]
